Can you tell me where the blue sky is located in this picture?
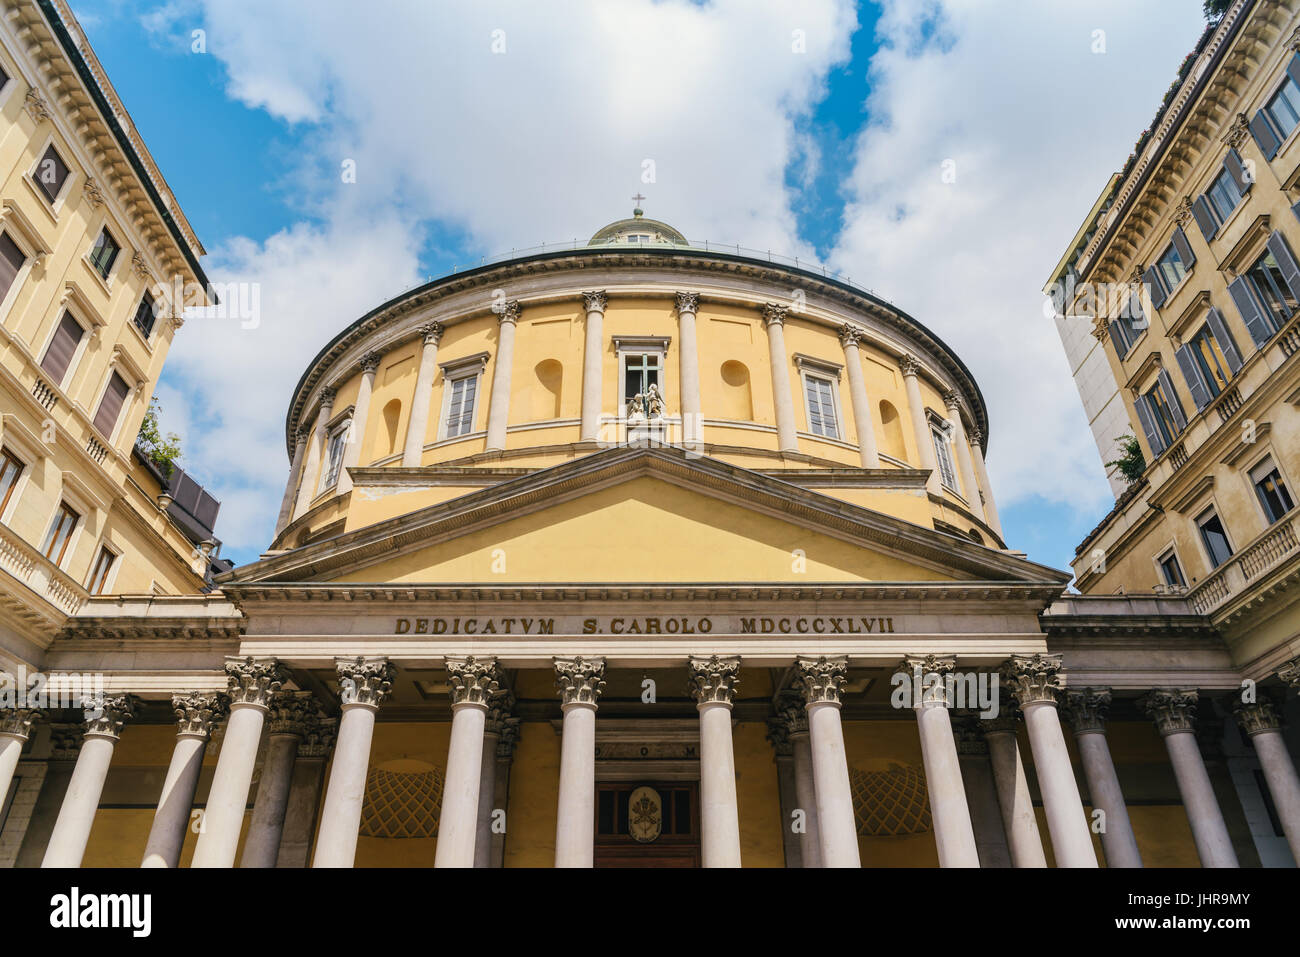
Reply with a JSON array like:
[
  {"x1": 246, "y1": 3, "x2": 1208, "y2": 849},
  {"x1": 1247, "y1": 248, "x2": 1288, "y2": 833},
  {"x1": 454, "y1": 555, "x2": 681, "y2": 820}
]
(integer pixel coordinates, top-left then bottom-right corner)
[{"x1": 70, "y1": 0, "x2": 1210, "y2": 575}]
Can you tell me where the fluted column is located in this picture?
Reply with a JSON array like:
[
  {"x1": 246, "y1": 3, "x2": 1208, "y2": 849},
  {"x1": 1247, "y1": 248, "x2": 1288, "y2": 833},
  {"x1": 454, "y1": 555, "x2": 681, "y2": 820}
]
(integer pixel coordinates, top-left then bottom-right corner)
[
  {"x1": 402, "y1": 322, "x2": 443, "y2": 466},
  {"x1": 968, "y1": 428, "x2": 1003, "y2": 539},
  {"x1": 434, "y1": 657, "x2": 501, "y2": 868},
  {"x1": 192, "y1": 657, "x2": 287, "y2": 868},
  {"x1": 1001, "y1": 654, "x2": 1097, "y2": 867},
  {"x1": 294, "y1": 387, "x2": 336, "y2": 517},
  {"x1": 676, "y1": 292, "x2": 703, "y2": 447},
  {"x1": 766, "y1": 714, "x2": 802, "y2": 867},
  {"x1": 1142, "y1": 689, "x2": 1237, "y2": 868},
  {"x1": 142, "y1": 693, "x2": 228, "y2": 868},
  {"x1": 902, "y1": 655, "x2": 979, "y2": 867},
  {"x1": 485, "y1": 300, "x2": 520, "y2": 453},
  {"x1": 778, "y1": 701, "x2": 821, "y2": 867},
  {"x1": 0, "y1": 708, "x2": 40, "y2": 816},
  {"x1": 763, "y1": 303, "x2": 798, "y2": 454},
  {"x1": 1063, "y1": 689, "x2": 1142, "y2": 868},
  {"x1": 688, "y1": 655, "x2": 742, "y2": 867},
  {"x1": 580, "y1": 292, "x2": 606, "y2": 442},
  {"x1": 794, "y1": 655, "x2": 859, "y2": 867},
  {"x1": 1234, "y1": 698, "x2": 1300, "y2": 863},
  {"x1": 241, "y1": 691, "x2": 318, "y2": 868},
  {"x1": 274, "y1": 429, "x2": 309, "y2": 536},
  {"x1": 336, "y1": 352, "x2": 380, "y2": 496},
  {"x1": 476, "y1": 693, "x2": 514, "y2": 868},
  {"x1": 42, "y1": 695, "x2": 136, "y2": 867},
  {"x1": 312, "y1": 657, "x2": 394, "y2": 868},
  {"x1": 944, "y1": 391, "x2": 984, "y2": 521},
  {"x1": 840, "y1": 324, "x2": 880, "y2": 468},
  {"x1": 982, "y1": 713, "x2": 1048, "y2": 867},
  {"x1": 554, "y1": 656, "x2": 605, "y2": 867},
  {"x1": 900, "y1": 354, "x2": 940, "y2": 495}
]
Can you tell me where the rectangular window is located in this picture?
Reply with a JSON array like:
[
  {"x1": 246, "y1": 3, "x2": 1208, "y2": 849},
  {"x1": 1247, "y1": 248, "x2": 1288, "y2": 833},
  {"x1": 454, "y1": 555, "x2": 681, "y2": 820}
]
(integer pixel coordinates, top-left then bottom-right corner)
[
  {"x1": 1144, "y1": 380, "x2": 1180, "y2": 449},
  {"x1": 40, "y1": 311, "x2": 86, "y2": 385},
  {"x1": 132, "y1": 293, "x2": 157, "y2": 338},
  {"x1": 87, "y1": 229, "x2": 119, "y2": 279},
  {"x1": 320, "y1": 421, "x2": 350, "y2": 490},
  {"x1": 1158, "y1": 549, "x2": 1186, "y2": 588},
  {"x1": 1189, "y1": 324, "x2": 1232, "y2": 398},
  {"x1": 0, "y1": 448, "x2": 24, "y2": 515},
  {"x1": 92, "y1": 371, "x2": 130, "y2": 438},
  {"x1": 1197, "y1": 508, "x2": 1234, "y2": 569},
  {"x1": 42, "y1": 501, "x2": 79, "y2": 565},
  {"x1": 1251, "y1": 458, "x2": 1295, "y2": 525},
  {"x1": 622, "y1": 353, "x2": 662, "y2": 408},
  {"x1": 1206, "y1": 167, "x2": 1244, "y2": 223},
  {"x1": 445, "y1": 375, "x2": 478, "y2": 437},
  {"x1": 0, "y1": 231, "x2": 26, "y2": 304},
  {"x1": 1266, "y1": 75, "x2": 1300, "y2": 142},
  {"x1": 87, "y1": 545, "x2": 115, "y2": 594},
  {"x1": 804, "y1": 374, "x2": 839, "y2": 439},
  {"x1": 1156, "y1": 242, "x2": 1187, "y2": 293},
  {"x1": 33, "y1": 144, "x2": 70, "y2": 203},
  {"x1": 932, "y1": 426, "x2": 959, "y2": 490},
  {"x1": 1244, "y1": 247, "x2": 1299, "y2": 329}
]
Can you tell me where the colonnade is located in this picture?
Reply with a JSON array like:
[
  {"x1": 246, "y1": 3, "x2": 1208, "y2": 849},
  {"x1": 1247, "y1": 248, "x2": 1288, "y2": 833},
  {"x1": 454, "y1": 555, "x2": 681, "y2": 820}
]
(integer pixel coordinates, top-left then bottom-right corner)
[{"x1": 5, "y1": 653, "x2": 1300, "y2": 868}]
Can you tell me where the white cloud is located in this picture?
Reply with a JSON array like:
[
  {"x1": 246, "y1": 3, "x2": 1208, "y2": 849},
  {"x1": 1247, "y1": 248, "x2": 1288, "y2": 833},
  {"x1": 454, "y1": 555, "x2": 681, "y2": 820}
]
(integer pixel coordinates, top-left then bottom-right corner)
[{"x1": 831, "y1": 0, "x2": 1209, "y2": 514}]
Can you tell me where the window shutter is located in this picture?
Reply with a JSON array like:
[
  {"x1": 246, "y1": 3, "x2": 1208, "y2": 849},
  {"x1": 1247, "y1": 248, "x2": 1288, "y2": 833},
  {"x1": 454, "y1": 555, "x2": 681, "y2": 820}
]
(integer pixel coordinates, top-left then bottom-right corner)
[
  {"x1": 1266, "y1": 230, "x2": 1300, "y2": 300},
  {"x1": 1134, "y1": 394, "x2": 1166, "y2": 456},
  {"x1": 1228, "y1": 275, "x2": 1274, "y2": 347},
  {"x1": 1143, "y1": 265, "x2": 1167, "y2": 309},
  {"x1": 1191, "y1": 195, "x2": 1219, "y2": 241},
  {"x1": 1250, "y1": 110, "x2": 1281, "y2": 160},
  {"x1": 1109, "y1": 320, "x2": 1130, "y2": 358},
  {"x1": 1171, "y1": 226, "x2": 1196, "y2": 269},
  {"x1": 1292, "y1": 198, "x2": 1300, "y2": 223},
  {"x1": 1288, "y1": 51, "x2": 1300, "y2": 88},
  {"x1": 1174, "y1": 343, "x2": 1211, "y2": 412},
  {"x1": 1157, "y1": 368, "x2": 1188, "y2": 433},
  {"x1": 93, "y1": 372, "x2": 130, "y2": 437},
  {"x1": 40, "y1": 312, "x2": 85, "y2": 384},
  {"x1": 0, "y1": 232, "x2": 25, "y2": 302},
  {"x1": 1224, "y1": 148, "x2": 1253, "y2": 194},
  {"x1": 1205, "y1": 307, "x2": 1244, "y2": 374}
]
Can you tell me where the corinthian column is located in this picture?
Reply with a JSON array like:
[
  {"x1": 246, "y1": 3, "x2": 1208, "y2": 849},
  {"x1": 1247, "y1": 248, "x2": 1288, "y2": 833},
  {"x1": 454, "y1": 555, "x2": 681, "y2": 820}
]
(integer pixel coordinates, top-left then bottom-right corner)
[
  {"x1": 982, "y1": 712, "x2": 1047, "y2": 867},
  {"x1": 274, "y1": 429, "x2": 309, "y2": 536},
  {"x1": 794, "y1": 655, "x2": 859, "y2": 867},
  {"x1": 1234, "y1": 698, "x2": 1300, "y2": 863},
  {"x1": 840, "y1": 324, "x2": 880, "y2": 468},
  {"x1": 295, "y1": 387, "x2": 336, "y2": 517},
  {"x1": 688, "y1": 655, "x2": 742, "y2": 867},
  {"x1": 554, "y1": 656, "x2": 605, "y2": 867},
  {"x1": 337, "y1": 351, "x2": 381, "y2": 496},
  {"x1": 476, "y1": 694, "x2": 515, "y2": 868},
  {"x1": 900, "y1": 354, "x2": 940, "y2": 495},
  {"x1": 193, "y1": 657, "x2": 287, "y2": 868},
  {"x1": 676, "y1": 292, "x2": 703, "y2": 446},
  {"x1": 42, "y1": 695, "x2": 136, "y2": 867},
  {"x1": 402, "y1": 322, "x2": 443, "y2": 466},
  {"x1": 968, "y1": 428, "x2": 1003, "y2": 539},
  {"x1": 901, "y1": 655, "x2": 979, "y2": 867},
  {"x1": 0, "y1": 708, "x2": 40, "y2": 819},
  {"x1": 142, "y1": 693, "x2": 228, "y2": 868},
  {"x1": 435, "y1": 656, "x2": 501, "y2": 868},
  {"x1": 944, "y1": 391, "x2": 984, "y2": 522},
  {"x1": 241, "y1": 691, "x2": 318, "y2": 868},
  {"x1": 1000, "y1": 654, "x2": 1097, "y2": 867},
  {"x1": 313, "y1": 657, "x2": 394, "y2": 868},
  {"x1": 1142, "y1": 689, "x2": 1237, "y2": 868},
  {"x1": 763, "y1": 303, "x2": 798, "y2": 454},
  {"x1": 951, "y1": 715, "x2": 1011, "y2": 867},
  {"x1": 766, "y1": 714, "x2": 802, "y2": 867},
  {"x1": 580, "y1": 292, "x2": 607, "y2": 442},
  {"x1": 1063, "y1": 688, "x2": 1142, "y2": 868},
  {"x1": 485, "y1": 299, "x2": 520, "y2": 453}
]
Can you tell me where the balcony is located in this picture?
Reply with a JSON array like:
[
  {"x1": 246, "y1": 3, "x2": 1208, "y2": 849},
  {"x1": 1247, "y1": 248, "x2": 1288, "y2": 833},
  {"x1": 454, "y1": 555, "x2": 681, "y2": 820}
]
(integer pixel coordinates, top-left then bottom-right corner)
[
  {"x1": 1187, "y1": 512, "x2": 1300, "y2": 615},
  {"x1": 0, "y1": 521, "x2": 88, "y2": 617}
]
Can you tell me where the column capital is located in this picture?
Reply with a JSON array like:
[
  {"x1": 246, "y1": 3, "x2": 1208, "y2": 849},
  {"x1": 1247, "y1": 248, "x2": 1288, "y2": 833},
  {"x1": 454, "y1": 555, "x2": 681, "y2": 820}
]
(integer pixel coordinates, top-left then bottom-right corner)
[
  {"x1": 554, "y1": 656, "x2": 606, "y2": 708},
  {"x1": 969, "y1": 427, "x2": 984, "y2": 447},
  {"x1": 293, "y1": 428, "x2": 309, "y2": 448},
  {"x1": 1234, "y1": 698, "x2": 1283, "y2": 736},
  {"x1": 761, "y1": 302, "x2": 788, "y2": 327},
  {"x1": 900, "y1": 654, "x2": 956, "y2": 707},
  {"x1": 765, "y1": 715, "x2": 793, "y2": 756},
  {"x1": 496, "y1": 716, "x2": 521, "y2": 759},
  {"x1": 899, "y1": 353, "x2": 921, "y2": 377},
  {"x1": 1141, "y1": 688, "x2": 1199, "y2": 736},
  {"x1": 981, "y1": 710, "x2": 1020, "y2": 735},
  {"x1": 444, "y1": 656, "x2": 503, "y2": 708},
  {"x1": 224, "y1": 656, "x2": 289, "y2": 709},
  {"x1": 583, "y1": 290, "x2": 608, "y2": 314},
  {"x1": 1063, "y1": 687, "x2": 1112, "y2": 734},
  {"x1": 951, "y1": 713, "x2": 988, "y2": 755},
  {"x1": 0, "y1": 707, "x2": 42, "y2": 738},
  {"x1": 942, "y1": 389, "x2": 962, "y2": 413},
  {"x1": 268, "y1": 691, "x2": 321, "y2": 737},
  {"x1": 485, "y1": 691, "x2": 516, "y2": 735},
  {"x1": 496, "y1": 299, "x2": 521, "y2": 324},
  {"x1": 776, "y1": 700, "x2": 808, "y2": 736},
  {"x1": 419, "y1": 321, "x2": 444, "y2": 344},
  {"x1": 838, "y1": 322, "x2": 862, "y2": 348},
  {"x1": 1000, "y1": 654, "x2": 1064, "y2": 708},
  {"x1": 318, "y1": 386, "x2": 338, "y2": 409},
  {"x1": 794, "y1": 655, "x2": 848, "y2": 706},
  {"x1": 675, "y1": 290, "x2": 700, "y2": 315},
  {"x1": 687, "y1": 655, "x2": 740, "y2": 706},
  {"x1": 336, "y1": 656, "x2": 395, "y2": 709},
  {"x1": 359, "y1": 351, "x2": 382, "y2": 375},
  {"x1": 1279, "y1": 658, "x2": 1300, "y2": 688},
  {"x1": 299, "y1": 716, "x2": 338, "y2": 758},
  {"x1": 83, "y1": 694, "x2": 136, "y2": 740},
  {"x1": 172, "y1": 692, "x2": 229, "y2": 739}
]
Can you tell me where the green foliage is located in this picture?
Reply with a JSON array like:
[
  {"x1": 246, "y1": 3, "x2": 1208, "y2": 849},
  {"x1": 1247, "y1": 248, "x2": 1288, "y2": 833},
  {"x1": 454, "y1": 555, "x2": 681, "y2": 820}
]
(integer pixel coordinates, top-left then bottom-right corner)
[
  {"x1": 136, "y1": 396, "x2": 182, "y2": 479},
  {"x1": 1106, "y1": 434, "x2": 1146, "y2": 485},
  {"x1": 1203, "y1": 0, "x2": 1232, "y2": 20}
]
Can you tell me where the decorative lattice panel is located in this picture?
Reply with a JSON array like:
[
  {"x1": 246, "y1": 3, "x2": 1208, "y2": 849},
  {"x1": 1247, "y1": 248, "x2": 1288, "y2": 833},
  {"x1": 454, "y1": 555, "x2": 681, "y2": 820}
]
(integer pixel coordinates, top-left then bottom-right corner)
[
  {"x1": 850, "y1": 765, "x2": 932, "y2": 836},
  {"x1": 358, "y1": 766, "x2": 444, "y2": 838}
]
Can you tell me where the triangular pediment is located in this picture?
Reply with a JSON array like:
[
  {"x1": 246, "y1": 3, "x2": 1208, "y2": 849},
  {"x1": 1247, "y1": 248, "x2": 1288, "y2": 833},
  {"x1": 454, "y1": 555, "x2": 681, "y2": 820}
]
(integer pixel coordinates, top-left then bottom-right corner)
[{"x1": 221, "y1": 447, "x2": 1068, "y2": 588}]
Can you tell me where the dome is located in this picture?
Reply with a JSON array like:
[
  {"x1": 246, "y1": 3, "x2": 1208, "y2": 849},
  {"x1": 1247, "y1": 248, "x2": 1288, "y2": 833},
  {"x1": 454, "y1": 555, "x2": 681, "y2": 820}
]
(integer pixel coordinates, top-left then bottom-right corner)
[{"x1": 588, "y1": 207, "x2": 688, "y2": 247}]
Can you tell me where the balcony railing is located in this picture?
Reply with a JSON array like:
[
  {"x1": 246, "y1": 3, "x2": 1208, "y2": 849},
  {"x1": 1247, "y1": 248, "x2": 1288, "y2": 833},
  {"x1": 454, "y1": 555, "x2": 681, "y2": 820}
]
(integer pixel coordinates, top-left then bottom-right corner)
[
  {"x1": 0, "y1": 522, "x2": 88, "y2": 616},
  {"x1": 31, "y1": 377, "x2": 58, "y2": 412},
  {"x1": 1187, "y1": 512, "x2": 1300, "y2": 615}
]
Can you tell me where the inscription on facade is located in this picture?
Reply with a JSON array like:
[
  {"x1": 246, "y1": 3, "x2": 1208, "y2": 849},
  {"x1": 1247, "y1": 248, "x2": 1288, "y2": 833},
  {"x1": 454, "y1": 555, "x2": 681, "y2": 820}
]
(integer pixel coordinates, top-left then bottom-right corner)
[{"x1": 393, "y1": 615, "x2": 898, "y2": 636}]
